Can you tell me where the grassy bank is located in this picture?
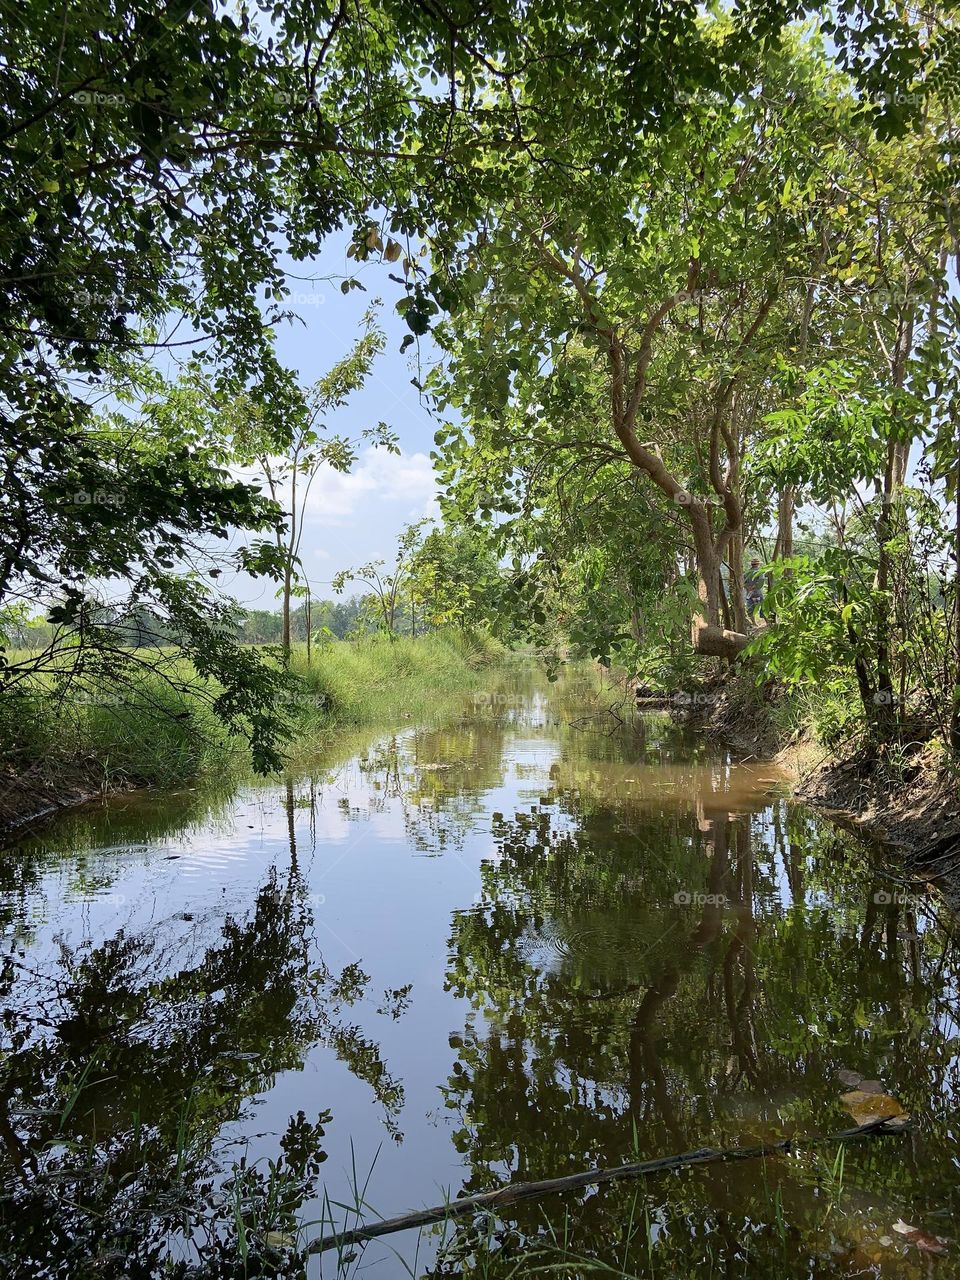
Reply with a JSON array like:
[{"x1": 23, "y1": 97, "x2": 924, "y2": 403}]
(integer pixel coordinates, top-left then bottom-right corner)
[
  {"x1": 0, "y1": 630, "x2": 506, "y2": 832},
  {"x1": 287, "y1": 628, "x2": 504, "y2": 732},
  {"x1": 0, "y1": 656, "x2": 229, "y2": 791}
]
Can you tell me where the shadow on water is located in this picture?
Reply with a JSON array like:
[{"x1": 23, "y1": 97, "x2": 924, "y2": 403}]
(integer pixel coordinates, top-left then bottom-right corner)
[{"x1": 0, "y1": 663, "x2": 958, "y2": 1277}]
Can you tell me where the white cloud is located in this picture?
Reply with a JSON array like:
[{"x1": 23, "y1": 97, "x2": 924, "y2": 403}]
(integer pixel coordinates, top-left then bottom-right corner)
[
  {"x1": 241, "y1": 446, "x2": 437, "y2": 527},
  {"x1": 310, "y1": 446, "x2": 437, "y2": 526},
  {"x1": 228, "y1": 446, "x2": 441, "y2": 596}
]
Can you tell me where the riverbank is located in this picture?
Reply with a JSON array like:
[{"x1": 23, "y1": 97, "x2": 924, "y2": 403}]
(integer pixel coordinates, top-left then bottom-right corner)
[
  {"x1": 0, "y1": 630, "x2": 505, "y2": 840},
  {"x1": 0, "y1": 659, "x2": 229, "y2": 836},
  {"x1": 0, "y1": 759, "x2": 110, "y2": 836},
  {"x1": 673, "y1": 671, "x2": 960, "y2": 888}
]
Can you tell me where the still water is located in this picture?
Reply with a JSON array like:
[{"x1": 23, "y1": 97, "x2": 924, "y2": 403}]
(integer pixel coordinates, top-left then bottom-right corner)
[{"x1": 1, "y1": 665, "x2": 958, "y2": 1278}]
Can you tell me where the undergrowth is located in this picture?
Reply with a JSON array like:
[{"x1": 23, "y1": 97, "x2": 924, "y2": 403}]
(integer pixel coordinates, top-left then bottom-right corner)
[{"x1": 0, "y1": 630, "x2": 507, "y2": 803}]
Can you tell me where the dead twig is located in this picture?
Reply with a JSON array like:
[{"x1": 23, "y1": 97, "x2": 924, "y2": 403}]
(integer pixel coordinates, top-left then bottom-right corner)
[{"x1": 308, "y1": 1116, "x2": 909, "y2": 1255}]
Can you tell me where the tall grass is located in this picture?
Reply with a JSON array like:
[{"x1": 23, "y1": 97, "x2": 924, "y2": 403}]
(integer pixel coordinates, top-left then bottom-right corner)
[
  {"x1": 0, "y1": 631, "x2": 507, "y2": 805},
  {"x1": 288, "y1": 629, "x2": 505, "y2": 732},
  {"x1": 0, "y1": 660, "x2": 237, "y2": 790},
  {"x1": 78, "y1": 670, "x2": 232, "y2": 784}
]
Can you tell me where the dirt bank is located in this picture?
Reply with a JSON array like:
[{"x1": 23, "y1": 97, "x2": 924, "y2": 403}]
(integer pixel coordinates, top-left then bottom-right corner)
[
  {"x1": 657, "y1": 676, "x2": 960, "y2": 885},
  {"x1": 0, "y1": 760, "x2": 110, "y2": 844},
  {"x1": 792, "y1": 747, "x2": 960, "y2": 869}
]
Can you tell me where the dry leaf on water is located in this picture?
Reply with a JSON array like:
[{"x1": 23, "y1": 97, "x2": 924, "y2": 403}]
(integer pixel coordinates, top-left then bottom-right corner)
[
  {"x1": 840, "y1": 1088, "x2": 906, "y2": 1125},
  {"x1": 891, "y1": 1221, "x2": 949, "y2": 1255}
]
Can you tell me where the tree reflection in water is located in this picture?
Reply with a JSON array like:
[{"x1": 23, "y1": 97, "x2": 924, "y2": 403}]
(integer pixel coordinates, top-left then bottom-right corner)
[
  {"x1": 1, "y1": 677, "x2": 958, "y2": 1279},
  {"x1": 437, "y1": 756, "x2": 960, "y2": 1279},
  {"x1": 0, "y1": 786, "x2": 406, "y2": 1279}
]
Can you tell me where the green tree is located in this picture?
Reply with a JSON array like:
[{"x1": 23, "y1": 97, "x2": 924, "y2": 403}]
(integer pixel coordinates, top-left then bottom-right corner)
[
  {"x1": 408, "y1": 524, "x2": 504, "y2": 633},
  {"x1": 230, "y1": 308, "x2": 395, "y2": 657},
  {"x1": 424, "y1": 27, "x2": 908, "y2": 661},
  {"x1": 332, "y1": 520, "x2": 428, "y2": 636}
]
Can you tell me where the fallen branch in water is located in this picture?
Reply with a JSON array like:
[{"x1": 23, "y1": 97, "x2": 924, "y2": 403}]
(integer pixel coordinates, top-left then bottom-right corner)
[{"x1": 308, "y1": 1115, "x2": 909, "y2": 1255}]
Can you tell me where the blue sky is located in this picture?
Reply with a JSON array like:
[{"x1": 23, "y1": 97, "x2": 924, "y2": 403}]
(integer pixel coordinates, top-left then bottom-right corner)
[{"x1": 220, "y1": 234, "x2": 445, "y2": 610}]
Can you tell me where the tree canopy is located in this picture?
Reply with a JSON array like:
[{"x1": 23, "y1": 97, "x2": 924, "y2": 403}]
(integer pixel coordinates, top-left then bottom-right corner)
[{"x1": 3, "y1": 0, "x2": 960, "y2": 760}]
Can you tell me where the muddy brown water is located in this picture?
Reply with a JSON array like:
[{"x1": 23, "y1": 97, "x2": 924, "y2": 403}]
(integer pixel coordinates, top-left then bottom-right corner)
[{"x1": 1, "y1": 664, "x2": 958, "y2": 1278}]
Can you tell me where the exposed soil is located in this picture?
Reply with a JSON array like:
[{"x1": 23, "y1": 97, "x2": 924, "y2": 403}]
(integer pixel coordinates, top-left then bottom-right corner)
[
  {"x1": 0, "y1": 758, "x2": 111, "y2": 844},
  {"x1": 644, "y1": 674, "x2": 960, "y2": 897},
  {"x1": 794, "y1": 747, "x2": 960, "y2": 875}
]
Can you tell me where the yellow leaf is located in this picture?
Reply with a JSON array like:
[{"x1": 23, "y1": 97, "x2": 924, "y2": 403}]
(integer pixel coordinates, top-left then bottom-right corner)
[{"x1": 840, "y1": 1088, "x2": 905, "y2": 1125}]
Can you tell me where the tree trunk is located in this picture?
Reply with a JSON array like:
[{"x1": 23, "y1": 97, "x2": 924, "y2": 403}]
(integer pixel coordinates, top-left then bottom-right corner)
[
  {"x1": 576, "y1": 267, "x2": 755, "y2": 664},
  {"x1": 305, "y1": 588, "x2": 312, "y2": 668},
  {"x1": 872, "y1": 307, "x2": 915, "y2": 739},
  {"x1": 629, "y1": 604, "x2": 643, "y2": 645},
  {"x1": 777, "y1": 487, "x2": 794, "y2": 560},
  {"x1": 281, "y1": 563, "x2": 292, "y2": 659},
  {"x1": 718, "y1": 569, "x2": 734, "y2": 632},
  {"x1": 727, "y1": 526, "x2": 748, "y2": 634},
  {"x1": 873, "y1": 439, "x2": 896, "y2": 736},
  {"x1": 282, "y1": 466, "x2": 297, "y2": 660},
  {"x1": 688, "y1": 510, "x2": 750, "y2": 659},
  {"x1": 694, "y1": 622, "x2": 754, "y2": 660}
]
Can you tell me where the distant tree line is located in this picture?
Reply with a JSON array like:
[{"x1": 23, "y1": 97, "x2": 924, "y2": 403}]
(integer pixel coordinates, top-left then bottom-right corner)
[
  {"x1": 12, "y1": 596, "x2": 378, "y2": 649},
  {"x1": 238, "y1": 598, "x2": 364, "y2": 645}
]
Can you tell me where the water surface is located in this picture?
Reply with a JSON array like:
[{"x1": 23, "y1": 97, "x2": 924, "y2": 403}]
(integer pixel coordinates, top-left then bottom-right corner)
[{"x1": 1, "y1": 666, "x2": 957, "y2": 1277}]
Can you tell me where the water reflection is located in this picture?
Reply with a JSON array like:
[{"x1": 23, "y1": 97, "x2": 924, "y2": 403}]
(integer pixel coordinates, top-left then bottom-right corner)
[
  {"x1": 0, "y1": 666, "x2": 957, "y2": 1278},
  {"x1": 440, "y1": 717, "x2": 960, "y2": 1277}
]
